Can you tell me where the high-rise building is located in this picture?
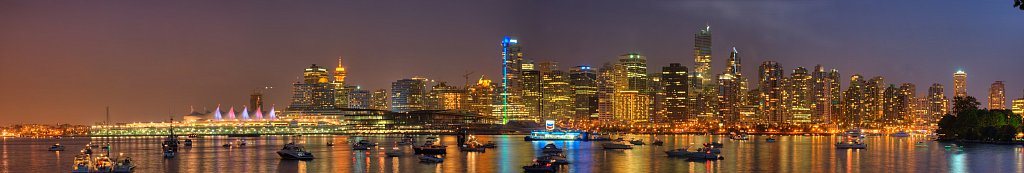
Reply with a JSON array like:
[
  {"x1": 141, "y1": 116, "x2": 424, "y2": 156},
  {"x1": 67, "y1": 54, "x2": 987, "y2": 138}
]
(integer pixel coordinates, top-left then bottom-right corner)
[
  {"x1": 718, "y1": 73, "x2": 740, "y2": 124},
  {"x1": 428, "y1": 82, "x2": 466, "y2": 111},
  {"x1": 288, "y1": 64, "x2": 337, "y2": 111},
  {"x1": 542, "y1": 69, "x2": 573, "y2": 120},
  {"x1": 250, "y1": 90, "x2": 263, "y2": 111},
  {"x1": 1012, "y1": 98, "x2": 1024, "y2": 116},
  {"x1": 989, "y1": 81, "x2": 1006, "y2": 109},
  {"x1": 899, "y1": 83, "x2": 916, "y2": 124},
  {"x1": 758, "y1": 61, "x2": 784, "y2": 124},
  {"x1": 468, "y1": 76, "x2": 495, "y2": 116},
  {"x1": 786, "y1": 67, "x2": 812, "y2": 124},
  {"x1": 570, "y1": 66, "x2": 598, "y2": 120},
  {"x1": 648, "y1": 73, "x2": 666, "y2": 122},
  {"x1": 369, "y1": 89, "x2": 389, "y2": 110},
  {"x1": 827, "y1": 69, "x2": 843, "y2": 124},
  {"x1": 865, "y1": 76, "x2": 885, "y2": 125},
  {"x1": 613, "y1": 91, "x2": 651, "y2": 123},
  {"x1": 882, "y1": 84, "x2": 903, "y2": 125},
  {"x1": 725, "y1": 48, "x2": 748, "y2": 110},
  {"x1": 843, "y1": 74, "x2": 867, "y2": 127},
  {"x1": 662, "y1": 63, "x2": 689, "y2": 122},
  {"x1": 693, "y1": 25, "x2": 713, "y2": 86},
  {"x1": 390, "y1": 78, "x2": 426, "y2": 113},
  {"x1": 619, "y1": 53, "x2": 649, "y2": 92},
  {"x1": 521, "y1": 61, "x2": 543, "y2": 120},
  {"x1": 613, "y1": 53, "x2": 653, "y2": 123},
  {"x1": 810, "y1": 65, "x2": 832, "y2": 124},
  {"x1": 348, "y1": 88, "x2": 370, "y2": 109},
  {"x1": 332, "y1": 58, "x2": 350, "y2": 108},
  {"x1": 596, "y1": 63, "x2": 618, "y2": 121},
  {"x1": 927, "y1": 84, "x2": 948, "y2": 122},
  {"x1": 953, "y1": 70, "x2": 967, "y2": 98},
  {"x1": 500, "y1": 36, "x2": 525, "y2": 124}
]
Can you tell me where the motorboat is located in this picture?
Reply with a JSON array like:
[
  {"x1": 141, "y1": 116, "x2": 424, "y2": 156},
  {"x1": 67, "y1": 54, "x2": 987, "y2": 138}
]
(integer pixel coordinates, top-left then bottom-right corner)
[
  {"x1": 699, "y1": 143, "x2": 722, "y2": 154},
  {"x1": 482, "y1": 141, "x2": 497, "y2": 148},
  {"x1": 385, "y1": 147, "x2": 403, "y2": 157},
  {"x1": 665, "y1": 148, "x2": 692, "y2": 157},
  {"x1": 844, "y1": 129, "x2": 866, "y2": 138},
  {"x1": 238, "y1": 139, "x2": 247, "y2": 146},
  {"x1": 88, "y1": 143, "x2": 99, "y2": 148},
  {"x1": 602, "y1": 142, "x2": 633, "y2": 150},
  {"x1": 766, "y1": 137, "x2": 777, "y2": 143},
  {"x1": 326, "y1": 142, "x2": 335, "y2": 147},
  {"x1": 891, "y1": 131, "x2": 911, "y2": 137},
  {"x1": 72, "y1": 153, "x2": 93, "y2": 173},
  {"x1": 184, "y1": 139, "x2": 193, "y2": 147},
  {"x1": 112, "y1": 157, "x2": 135, "y2": 173},
  {"x1": 397, "y1": 137, "x2": 416, "y2": 145},
  {"x1": 94, "y1": 154, "x2": 113, "y2": 171},
  {"x1": 277, "y1": 143, "x2": 314, "y2": 160},
  {"x1": 541, "y1": 143, "x2": 564, "y2": 153},
  {"x1": 48, "y1": 143, "x2": 65, "y2": 151},
  {"x1": 419, "y1": 155, "x2": 444, "y2": 163},
  {"x1": 523, "y1": 162, "x2": 558, "y2": 173},
  {"x1": 689, "y1": 147, "x2": 723, "y2": 160},
  {"x1": 83, "y1": 148, "x2": 93, "y2": 155},
  {"x1": 536, "y1": 153, "x2": 570, "y2": 165},
  {"x1": 162, "y1": 148, "x2": 175, "y2": 158},
  {"x1": 729, "y1": 132, "x2": 750, "y2": 140},
  {"x1": 413, "y1": 141, "x2": 446, "y2": 155},
  {"x1": 352, "y1": 143, "x2": 370, "y2": 150},
  {"x1": 629, "y1": 139, "x2": 645, "y2": 145},
  {"x1": 835, "y1": 139, "x2": 867, "y2": 149},
  {"x1": 652, "y1": 139, "x2": 664, "y2": 146},
  {"x1": 708, "y1": 142, "x2": 724, "y2": 148},
  {"x1": 357, "y1": 140, "x2": 377, "y2": 147},
  {"x1": 459, "y1": 144, "x2": 486, "y2": 152}
]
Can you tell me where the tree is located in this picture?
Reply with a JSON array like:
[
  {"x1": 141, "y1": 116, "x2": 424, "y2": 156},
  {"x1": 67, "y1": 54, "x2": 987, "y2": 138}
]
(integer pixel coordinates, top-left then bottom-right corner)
[
  {"x1": 1017, "y1": 0, "x2": 1024, "y2": 10},
  {"x1": 953, "y1": 96, "x2": 980, "y2": 116}
]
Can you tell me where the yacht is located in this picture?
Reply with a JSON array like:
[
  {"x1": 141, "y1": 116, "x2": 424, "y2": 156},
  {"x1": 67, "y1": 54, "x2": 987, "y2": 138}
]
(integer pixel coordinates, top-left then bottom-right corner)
[
  {"x1": 419, "y1": 155, "x2": 444, "y2": 163},
  {"x1": 326, "y1": 142, "x2": 335, "y2": 147},
  {"x1": 459, "y1": 144, "x2": 486, "y2": 152},
  {"x1": 162, "y1": 148, "x2": 175, "y2": 158},
  {"x1": 708, "y1": 142, "x2": 724, "y2": 148},
  {"x1": 844, "y1": 129, "x2": 866, "y2": 138},
  {"x1": 413, "y1": 141, "x2": 447, "y2": 155},
  {"x1": 729, "y1": 132, "x2": 750, "y2": 140},
  {"x1": 536, "y1": 153, "x2": 569, "y2": 165},
  {"x1": 629, "y1": 139, "x2": 645, "y2": 145},
  {"x1": 94, "y1": 154, "x2": 114, "y2": 171},
  {"x1": 835, "y1": 139, "x2": 867, "y2": 149},
  {"x1": 48, "y1": 143, "x2": 65, "y2": 151},
  {"x1": 652, "y1": 139, "x2": 664, "y2": 146},
  {"x1": 541, "y1": 143, "x2": 564, "y2": 153},
  {"x1": 397, "y1": 137, "x2": 416, "y2": 145},
  {"x1": 689, "y1": 147, "x2": 723, "y2": 160},
  {"x1": 112, "y1": 157, "x2": 135, "y2": 173},
  {"x1": 523, "y1": 162, "x2": 558, "y2": 172},
  {"x1": 277, "y1": 143, "x2": 314, "y2": 160},
  {"x1": 71, "y1": 153, "x2": 93, "y2": 173},
  {"x1": 602, "y1": 141, "x2": 633, "y2": 150},
  {"x1": 357, "y1": 140, "x2": 377, "y2": 147},
  {"x1": 385, "y1": 147, "x2": 403, "y2": 157},
  {"x1": 352, "y1": 143, "x2": 370, "y2": 150},
  {"x1": 184, "y1": 139, "x2": 193, "y2": 147},
  {"x1": 665, "y1": 148, "x2": 692, "y2": 157},
  {"x1": 891, "y1": 131, "x2": 911, "y2": 137}
]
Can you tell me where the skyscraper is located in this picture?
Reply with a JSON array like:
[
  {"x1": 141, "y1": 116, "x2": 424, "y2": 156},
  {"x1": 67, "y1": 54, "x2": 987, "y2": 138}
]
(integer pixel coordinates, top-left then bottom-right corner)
[
  {"x1": 288, "y1": 64, "x2": 336, "y2": 111},
  {"x1": 865, "y1": 76, "x2": 885, "y2": 125},
  {"x1": 954, "y1": 70, "x2": 967, "y2": 98},
  {"x1": 882, "y1": 84, "x2": 902, "y2": 125},
  {"x1": 521, "y1": 61, "x2": 543, "y2": 121},
  {"x1": 468, "y1": 76, "x2": 495, "y2": 116},
  {"x1": 843, "y1": 74, "x2": 867, "y2": 127},
  {"x1": 725, "y1": 48, "x2": 748, "y2": 109},
  {"x1": 390, "y1": 78, "x2": 426, "y2": 113},
  {"x1": 787, "y1": 67, "x2": 812, "y2": 124},
  {"x1": 827, "y1": 69, "x2": 842, "y2": 124},
  {"x1": 333, "y1": 58, "x2": 350, "y2": 108},
  {"x1": 899, "y1": 83, "x2": 916, "y2": 124},
  {"x1": 693, "y1": 25, "x2": 712, "y2": 86},
  {"x1": 989, "y1": 81, "x2": 1006, "y2": 109},
  {"x1": 348, "y1": 88, "x2": 370, "y2": 109},
  {"x1": 619, "y1": 53, "x2": 649, "y2": 92},
  {"x1": 718, "y1": 73, "x2": 740, "y2": 124},
  {"x1": 662, "y1": 63, "x2": 689, "y2": 122},
  {"x1": 428, "y1": 82, "x2": 466, "y2": 111},
  {"x1": 570, "y1": 66, "x2": 598, "y2": 120},
  {"x1": 810, "y1": 65, "x2": 833, "y2": 124},
  {"x1": 369, "y1": 89, "x2": 389, "y2": 110},
  {"x1": 542, "y1": 69, "x2": 573, "y2": 120},
  {"x1": 500, "y1": 36, "x2": 524, "y2": 124},
  {"x1": 596, "y1": 63, "x2": 618, "y2": 121},
  {"x1": 758, "y1": 61, "x2": 784, "y2": 124},
  {"x1": 927, "y1": 84, "x2": 948, "y2": 122},
  {"x1": 613, "y1": 53, "x2": 653, "y2": 123}
]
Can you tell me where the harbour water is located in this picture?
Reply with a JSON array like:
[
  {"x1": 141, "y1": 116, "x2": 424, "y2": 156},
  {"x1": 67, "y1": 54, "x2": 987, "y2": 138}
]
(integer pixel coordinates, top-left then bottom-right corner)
[{"x1": 2, "y1": 135, "x2": 1023, "y2": 173}]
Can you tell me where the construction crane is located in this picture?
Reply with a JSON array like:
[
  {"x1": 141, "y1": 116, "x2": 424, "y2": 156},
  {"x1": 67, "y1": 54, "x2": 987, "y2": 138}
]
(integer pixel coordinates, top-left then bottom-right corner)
[{"x1": 462, "y1": 71, "x2": 474, "y2": 88}]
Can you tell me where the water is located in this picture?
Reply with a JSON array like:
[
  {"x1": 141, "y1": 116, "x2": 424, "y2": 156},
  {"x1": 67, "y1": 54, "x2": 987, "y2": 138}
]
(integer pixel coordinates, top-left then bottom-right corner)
[{"x1": 2, "y1": 135, "x2": 1022, "y2": 173}]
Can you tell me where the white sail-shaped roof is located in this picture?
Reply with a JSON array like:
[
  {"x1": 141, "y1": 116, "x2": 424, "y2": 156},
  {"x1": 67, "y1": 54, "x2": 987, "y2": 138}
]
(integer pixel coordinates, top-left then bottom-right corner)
[
  {"x1": 255, "y1": 107, "x2": 263, "y2": 120},
  {"x1": 269, "y1": 106, "x2": 276, "y2": 120},
  {"x1": 214, "y1": 105, "x2": 222, "y2": 120},
  {"x1": 241, "y1": 106, "x2": 250, "y2": 120},
  {"x1": 228, "y1": 107, "x2": 236, "y2": 120}
]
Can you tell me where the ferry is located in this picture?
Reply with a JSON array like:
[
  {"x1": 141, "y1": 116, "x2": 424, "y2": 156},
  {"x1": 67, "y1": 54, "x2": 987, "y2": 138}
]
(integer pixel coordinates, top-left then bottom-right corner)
[{"x1": 524, "y1": 131, "x2": 589, "y2": 141}]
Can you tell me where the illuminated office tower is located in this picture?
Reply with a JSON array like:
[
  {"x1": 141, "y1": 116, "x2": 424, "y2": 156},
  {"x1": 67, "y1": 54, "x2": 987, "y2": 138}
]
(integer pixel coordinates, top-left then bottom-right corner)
[
  {"x1": 499, "y1": 36, "x2": 525, "y2": 124},
  {"x1": 662, "y1": 63, "x2": 689, "y2": 122},
  {"x1": 827, "y1": 69, "x2": 843, "y2": 124},
  {"x1": 718, "y1": 73, "x2": 740, "y2": 124},
  {"x1": 864, "y1": 76, "x2": 885, "y2": 125},
  {"x1": 899, "y1": 83, "x2": 916, "y2": 124},
  {"x1": 612, "y1": 53, "x2": 653, "y2": 123},
  {"x1": 954, "y1": 70, "x2": 967, "y2": 98},
  {"x1": 619, "y1": 53, "x2": 649, "y2": 92},
  {"x1": 927, "y1": 84, "x2": 949, "y2": 122},
  {"x1": 989, "y1": 81, "x2": 1006, "y2": 109},
  {"x1": 570, "y1": 66, "x2": 598, "y2": 120},
  {"x1": 649, "y1": 73, "x2": 666, "y2": 122},
  {"x1": 287, "y1": 64, "x2": 337, "y2": 111},
  {"x1": 348, "y1": 88, "x2": 370, "y2": 109},
  {"x1": 693, "y1": 25, "x2": 712, "y2": 86},
  {"x1": 1012, "y1": 98, "x2": 1024, "y2": 116},
  {"x1": 758, "y1": 61, "x2": 784, "y2": 124},
  {"x1": 810, "y1": 65, "x2": 832, "y2": 124},
  {"x1": 332, "y1": 58, "x2": 350, "y2": 108},
  {"x1": 521, "y1": 61, "x2": 543, "y2": 120},
  {"x1": 843, "y1": 75, "x2": 867, "y2": 127},
  {"x1": 542, "y1": 69, "x2": 573, "y2": 120},
  {"x1": 468, "y1": 76, "x2": 495, "y2": 116},
  {"x1": 369, "y1": 89, "x2": 389, "y2": 110},
  {"x1": 613, "y1": 91, "x2": 651, "y2": 123},
  {"x1": 596, "y1": 63, "x2": 618, "y2": 121},
  {"x1": 429, "y1": 82, "x2": 466, "y2": 111},
  {"x1": 787, "y1": 67, "x2": 812, "y2": 124},
  {"x1": 725, "y1": 48, "x2": 748, "y2": 108},
  {"x1": 390, "y1": 78, "x2": 426, "y2": 113}
]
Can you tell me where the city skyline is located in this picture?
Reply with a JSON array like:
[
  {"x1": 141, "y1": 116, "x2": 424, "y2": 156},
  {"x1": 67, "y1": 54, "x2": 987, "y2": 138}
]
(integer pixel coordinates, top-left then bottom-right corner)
[{"x1": 2, "y1": 1, "x2": 1023, "y2": 125}]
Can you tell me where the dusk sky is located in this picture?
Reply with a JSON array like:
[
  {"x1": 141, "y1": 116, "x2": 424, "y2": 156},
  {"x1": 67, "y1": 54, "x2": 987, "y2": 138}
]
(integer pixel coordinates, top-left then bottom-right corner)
[{"x1": 1, "y1": 1, "x2": 1022, "y2": 125}]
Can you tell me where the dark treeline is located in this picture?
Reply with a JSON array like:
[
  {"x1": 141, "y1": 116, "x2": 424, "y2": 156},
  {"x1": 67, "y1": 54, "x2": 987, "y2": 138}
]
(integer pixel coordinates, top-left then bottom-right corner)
[{"x1": 936, "y1": 96, "x2": 1023, "y2": 142}]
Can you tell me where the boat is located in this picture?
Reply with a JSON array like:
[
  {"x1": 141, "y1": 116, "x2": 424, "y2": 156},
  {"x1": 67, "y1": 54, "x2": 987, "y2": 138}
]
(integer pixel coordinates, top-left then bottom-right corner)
[
  {"x1": 536, "y1": 153, "x2": 569, "y2": 165},
  {"x1": 88, "y1": 143, "x2": 99, "y2": 148},
  {"x1": 481, "y1": 141, "x2": 496, "y2": 148},
  {"x1": 385, "y1": 147, "x2": 403, "y2": 157},
  {"x1": 413, "y1": 141, "x2": 447, "y2": 155},
  {"x1": 222, "y1": 143, "x2": 233, "y2": 148},
  {"x1": 48, "y1": 143, "x2": 65, "y2": 151},
  {"x1": 83, "y1": 148, "x2": 93, "y2": 155},
  {"x1": 326, "y1": 142, "x2": 335, "y2": 147},
  {"x1": 112, "y1": 157, "x2": 135, "y2": 173},
  {"x1": 629, "y1": 139, "x2": 645, "y2": 145},
  {"x1": 357, "y1": 140, "x2": 377, "y2": 147},
  {"x1": 72, "y1": 153, "x2": 93, "y2": 173},
  {"x1": 184, "y1": 139, "x2": 193, "y2": 147},
  {"x1": 101, "y1": 144, "x2": 111, "y2": 150},
  {"x1": 665, "y1": 148, "x2": 692, "y2": 157},
  {"x1": 541, "y1": 143, "x2": 564, "y2": 153},
  {"x1": 419, "y1": 155, "x2": 444, "y2": 163},
  {"x1": 652, "y1": 139, "x2": 664, "y2": 146},
  {"x1": 238, "y1": 139, "x2": 247, "y2": 146},
  {"x1": 459, "y1": 144, "x2": 486, "y2": 152},
  {"x1": 523, "y1": 162, "x2": 559, "y2": 173},
  {"x1": 162, "y1": 148, "x2": 175, "y2": 158},
  {"x1": 277, "y1": 143, "x2": 314, "y2": 160},
  {"x1": 708, "y1": 142, "x2": 724, "y2": 148},
  {"x1": 602, "y1": 141, "x2": 633, "y2": 150},
  {"x1": 835, "y1": 138, "x2": 867, "y2": 149},
  {"x1": 689, "y1": 147, "x2": 723, "y2": 160},
  {"x1": 397, "y1": 137, "x2": 416, "y2": 145},
  {"x1": 891, "y1": 131, "x2": 911, "y2": 137},
  {"x1": 352, "y1": 144, "x2": 370, "y2": 150},
  {"x1": 94, "y1": 154, "x2": 113, "y2": 171},
  {"x1": 524, "y1": 131, "x2": 588, "y2": 141},
  {"x1": 729, "y1": 132, "x2": 750, "y2": 140},
  {"x1": 844, "y1": 129, "x2": 866, "y2": 138},
  {"x1": 766, "y1": 136, "x2": 777, "y2": 143}
]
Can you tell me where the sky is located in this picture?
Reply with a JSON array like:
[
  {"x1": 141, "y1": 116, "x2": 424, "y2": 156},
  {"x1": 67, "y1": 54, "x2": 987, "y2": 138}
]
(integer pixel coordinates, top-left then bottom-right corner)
[{"x1": 1, "y1": 0, "x2": 1022, "y2": 125}]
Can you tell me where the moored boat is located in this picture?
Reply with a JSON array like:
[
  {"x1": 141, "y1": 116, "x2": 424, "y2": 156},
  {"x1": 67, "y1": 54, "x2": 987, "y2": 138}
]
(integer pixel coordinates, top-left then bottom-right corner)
[
  {"x1": 541, "y1": 143, "x2": 564, "y2": 153},
  {"x1": 49, "y1": 143, "x2": 65, "y2": 151},
  {"x1": 413, "y1": 141, "x2": 446, "y2": 155},
  {"x1": 665, "y1": 148, "x2": 692, "y2": 157},
  {"x1": 629, "y1": 139, "x2": 645, "y2": 145},
  {"x1": 522, "y1": 162, "x2": 558, "y2": 173},
  {"x1": 419, "y1": 155, "x2": 444, "y2": 163},
  {"x1": 602, "y1": 141, "x2": 633, "y2": 150},
  {"x1": 277, "y1": 143, "x2": 314, "y2": 160}
]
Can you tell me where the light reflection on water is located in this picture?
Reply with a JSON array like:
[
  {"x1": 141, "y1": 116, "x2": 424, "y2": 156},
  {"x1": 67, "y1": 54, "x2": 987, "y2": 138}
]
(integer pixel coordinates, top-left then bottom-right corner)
[{"x1": 1, "y1": 135, "x2": 1022, "y2": 172}]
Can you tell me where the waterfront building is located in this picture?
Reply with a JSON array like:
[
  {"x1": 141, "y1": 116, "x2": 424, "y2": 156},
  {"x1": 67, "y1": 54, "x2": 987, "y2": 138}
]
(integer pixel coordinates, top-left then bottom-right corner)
[
  {"x1": 499, "y1": 36, "x2": 525, "y2": 124},
  {"x1": 1013, "y1": 98, "x2": 1024, "y2": 116},
  {"x1": 369, "y1": 89, "x2": 389, "y2": 110},
  {"x1": 811, "y1": 65, "x2": 833, "y2": 124},
  {"x1": 758, "y1": 61, "x2": 785, "y2": 124},
  {"x1": 865, "y1": 76, "x2": 885, "y2": 125},
  {"x1": 468, "y1": 76, "x2": 495, "y2": 116},
  {"x1": 570, "y1": 66, "x2": 598, "y2": 120},
  {"x1": 613, "y1": 91, "x2": 651, "y2": 123},
  {"x1": 899, "y1": 83, "x2": 916, "y2": 124},
  {"x1": 521, "y1": 61, "x2": 543, "y2": 120},
  {"x1": 287, "y1": 64, "x2": 340, "y2": 117},
  {"x1": 614, "y1": 53, "x2": 653, "y2": 123},
  {"x1": 718, "y1": 73, "x2": 740, "y2": 124},
  {"x1": 989, "y1": 81, "x2": 1006, "y2": 109},
  {"x1": 843, "y1": 74, "x2": 867, "y2": 127},
  {"x1": 882, "y1": 84, "x2": 903, "y2": 125},
  {"x1": 391, "y1": 78, "x2": 426, "y2": 113},
  {"x1": 428, "y1": 82, "x2": 466, "y2": 111},
  {"x1": 786, "y1": 67, "x2": 812, "y2": 124},
  {"x1": 661, "y1": 63, "x2": 689, "y2": 122},
  {"x1": 596, "y1": 63, "x2": 618, "y2": 121},
  {"x1": 927, "y1": 84, "x2": 949, "y2": 123},
  {"x1": 348, "y1": 87, "x2": 370, "y2": 109},
  {"x1": 827, "y1": 69, "x2": 843, "y2": 124},
  {"x1": 542, "y1": 69, "x2": 573, "y2": 120}
]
